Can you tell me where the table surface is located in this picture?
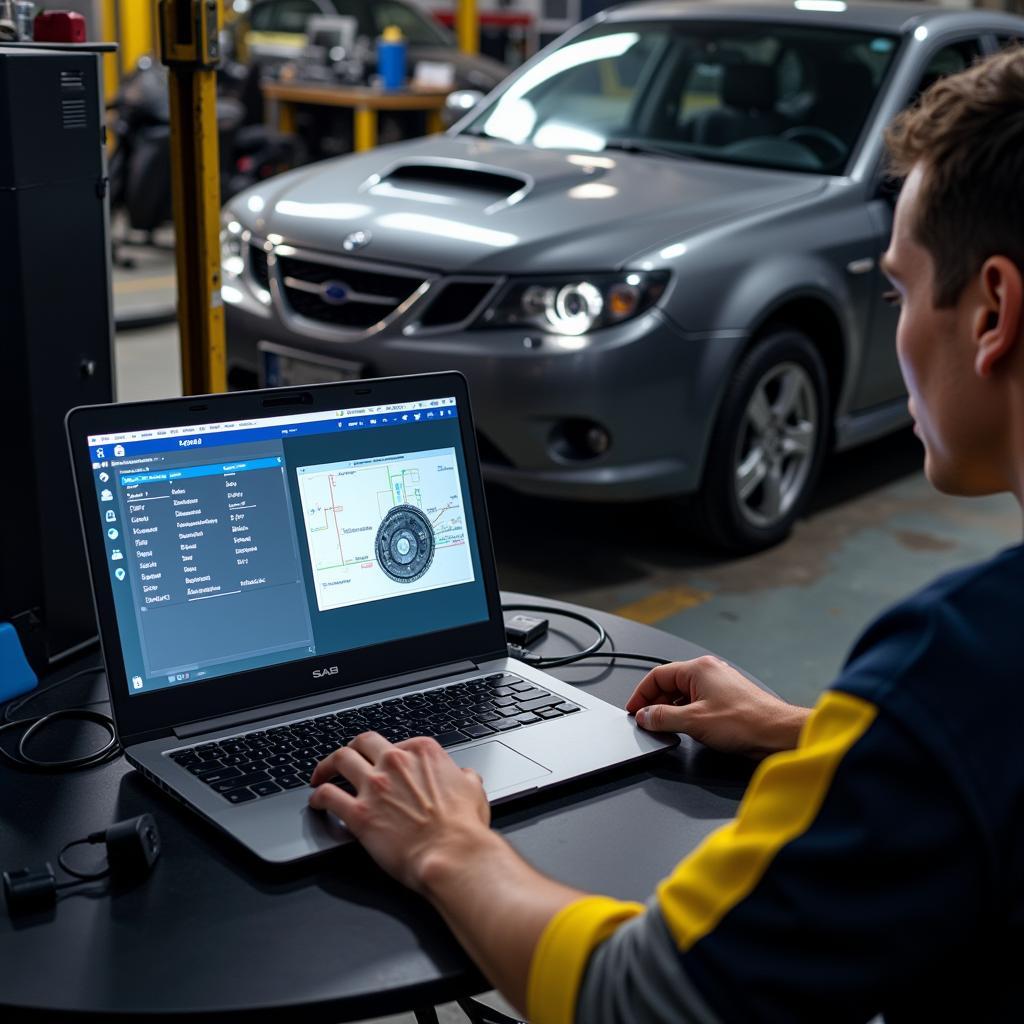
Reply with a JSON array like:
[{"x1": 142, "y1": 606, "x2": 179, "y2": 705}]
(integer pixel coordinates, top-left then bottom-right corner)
[
  {"x1": 262, "y1": 81, "x2": 452, "y2": 109},
  {"x1": 0, "y1": 593, "x2": 757, "y2": 1022}
]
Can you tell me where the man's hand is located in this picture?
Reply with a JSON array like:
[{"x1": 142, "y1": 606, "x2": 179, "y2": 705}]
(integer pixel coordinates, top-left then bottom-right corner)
[
  {"x1": 309, "y1": 733, "x2": 492, "y2": 892},
  {"x1": 626, "y1": 656, "x2": 810, "y2": 758},
  {"x1": 309, "y1": 732, "x2": 587, "y2": 1014}
]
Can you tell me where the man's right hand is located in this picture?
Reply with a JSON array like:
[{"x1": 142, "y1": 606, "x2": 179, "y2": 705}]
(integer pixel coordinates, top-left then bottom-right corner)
[{"x1": 625, "y1": 656, "x2": 810, "y2": 758}]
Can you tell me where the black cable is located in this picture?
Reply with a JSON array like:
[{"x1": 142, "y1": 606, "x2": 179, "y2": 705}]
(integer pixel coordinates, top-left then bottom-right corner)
[
  {"x1": 0, "y1": 667, "x2": 120, "y2": 772},
  {"x1": 2, "y1": 666, "x2": 106, "y2": 723},
  {"x1": 502, "y1": 603, "x2": 671, "y2": 670},
  {"x1": 57, "y1": 836, "x2": 110, "y2": 882},
  {"x1": 502, "y1": 603, "x2": 608, "y2": 668},
  {"x1": 559, "y1": 652, "x2": 671, "y2": 667}
]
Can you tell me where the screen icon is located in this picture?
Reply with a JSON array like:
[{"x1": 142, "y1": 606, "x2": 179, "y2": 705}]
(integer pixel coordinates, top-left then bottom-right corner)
[
  {"x1": 111, "y1": 548, "x2": 123, "y2": 561},
  {"x1": 105, "y1": 509, "x2": 116, "y2": 523},
  {"x1": 131, "y1": 675, "x2": 143, "y2": 690},
  {"x1": 99, "y1": 471, "x2": 109, "y2": 483},
  {"x1": 114, "y1": 567, "x2": 126, "y2": 581},
  {"x1": 107, "y1": 528, "x2": 118, "y2": 540},
  {"x1": 96, "y1": 447, "x2": 105, "y2": 459},
  {"x1": 113, "y1": 444, "x2": 125, "y2": 458},
  {"x1": 100, "y1": 488, "x2": 113, "y2": 502}
]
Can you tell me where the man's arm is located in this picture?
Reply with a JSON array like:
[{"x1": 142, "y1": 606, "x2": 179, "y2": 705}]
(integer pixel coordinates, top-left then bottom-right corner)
[
  {"x1": 308, "y1": 733, "x2": 595, "y2": 1014},
  {"x1": 306, "y1": 657, "x2": 815, "y2": 1016}
]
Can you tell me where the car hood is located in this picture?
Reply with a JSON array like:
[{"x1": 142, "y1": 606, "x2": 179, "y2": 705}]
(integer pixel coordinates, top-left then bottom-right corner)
[{"x1": 239, "y1": 135, "x2": 826, "y2": 274}]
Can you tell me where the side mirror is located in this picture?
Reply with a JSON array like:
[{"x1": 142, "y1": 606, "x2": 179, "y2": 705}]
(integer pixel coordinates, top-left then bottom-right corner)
[{"x1": 444, "y1": 89, "x2": 484, "y2": 125}]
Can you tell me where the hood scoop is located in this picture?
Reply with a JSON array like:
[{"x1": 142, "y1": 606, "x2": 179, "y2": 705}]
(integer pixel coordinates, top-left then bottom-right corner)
[{"x1": 372, "y1": 161, "x2": 531, "y2": 208}]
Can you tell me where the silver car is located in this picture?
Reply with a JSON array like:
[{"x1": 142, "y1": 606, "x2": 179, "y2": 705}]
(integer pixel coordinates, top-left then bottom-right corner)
[{"x1": 223, "y1": 2, "x2": 1024, "y2": 550}]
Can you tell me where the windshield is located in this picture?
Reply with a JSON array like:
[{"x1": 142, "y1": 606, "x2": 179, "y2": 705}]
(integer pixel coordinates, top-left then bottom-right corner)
[{"x1": 463, "y1": 20, "x2": 897, "y2": 174}]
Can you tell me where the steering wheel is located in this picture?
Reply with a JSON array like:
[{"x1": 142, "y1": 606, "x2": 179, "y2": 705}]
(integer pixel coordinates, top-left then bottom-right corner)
[{"x1": 780, "y1": 126, "x2": 848, "y2": 166}]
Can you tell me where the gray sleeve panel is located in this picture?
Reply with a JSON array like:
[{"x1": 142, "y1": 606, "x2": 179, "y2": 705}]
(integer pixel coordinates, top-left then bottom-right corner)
[{"x1": 573, "y1": 899, "x2": 723, "y2": 1024}]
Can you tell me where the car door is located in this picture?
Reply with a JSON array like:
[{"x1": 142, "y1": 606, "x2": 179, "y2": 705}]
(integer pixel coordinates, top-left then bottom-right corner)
[{"x1": 858, "y1": 37, "x2": 985, "y2": 408}]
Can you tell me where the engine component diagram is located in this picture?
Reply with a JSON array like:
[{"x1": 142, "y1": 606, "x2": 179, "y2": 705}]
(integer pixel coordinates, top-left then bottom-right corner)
[
  {"x1": 375, "y1": 505, "x2": 435, "y2": 583},
  {"x1": 296, "y1": 448, "x2": 474, "y2": 611}
]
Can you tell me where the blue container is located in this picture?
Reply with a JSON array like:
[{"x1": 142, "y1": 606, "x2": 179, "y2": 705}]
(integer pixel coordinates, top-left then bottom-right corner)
[
  {"x1": 0, "y1": 621, "x2": 37, "y2": 704},
  {"x1": 378, "y1": 30, "x2": 406, "y2": 90}
]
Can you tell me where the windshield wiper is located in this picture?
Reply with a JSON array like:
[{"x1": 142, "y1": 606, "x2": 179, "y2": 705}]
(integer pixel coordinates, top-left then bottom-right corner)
[
  {"x1": 602, "y1": 138, "x2": 693, "y2": 160},
  {"x1": 604, "y1": 139, "x2": 719, "y2": 164}
]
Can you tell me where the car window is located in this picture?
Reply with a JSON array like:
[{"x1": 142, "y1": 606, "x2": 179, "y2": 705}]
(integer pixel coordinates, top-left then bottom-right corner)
[
  {"x1": 996, "y1": 34, "x2": 1024, "y2": 50},
  {"x1": 475, "y1": 29, "x2": 668, "y2": 149},
  {"x1": 251, "y1": 0, "x2": 322, "y2": 34},
  {"x1": 371, "y1": 0, "x2": 453, "y2": 46},
  {"x1": 909, "y1": 39, "x2": 984, "y2": 101},
  {"x1": 466, "y1": 21, "x2": 896, "y2": 174}
]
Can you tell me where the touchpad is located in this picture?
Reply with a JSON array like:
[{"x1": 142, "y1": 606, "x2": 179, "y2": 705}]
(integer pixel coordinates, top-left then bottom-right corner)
[{"x1": 451, "y1": 742, "x2": 551, "y2": 794}]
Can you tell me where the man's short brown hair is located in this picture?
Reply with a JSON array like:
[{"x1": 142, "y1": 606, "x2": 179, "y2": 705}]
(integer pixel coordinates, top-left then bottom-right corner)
[{"x1": 885, "y1": 46, "x2": 1024, "y2": 307}]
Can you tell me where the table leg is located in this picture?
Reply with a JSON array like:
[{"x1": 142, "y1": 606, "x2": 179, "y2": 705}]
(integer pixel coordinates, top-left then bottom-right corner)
[
  {"x1": 276, "y1": 100, "x2": 296, "y2": 136},
  {"x1": 426, "y1": 109, "x2": 445, "y2": 136},
  {"x1": 354, "y1": 105, "x2": 377, "y2": 151},
  {"x1": 414, "y1": 1009, "x2": 440, "y2": 1024}
]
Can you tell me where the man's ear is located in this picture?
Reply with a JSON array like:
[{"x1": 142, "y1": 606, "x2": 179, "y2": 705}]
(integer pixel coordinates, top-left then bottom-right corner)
[{"x1": 974, "y1": 256, "x2": 1023, "y2": 378}]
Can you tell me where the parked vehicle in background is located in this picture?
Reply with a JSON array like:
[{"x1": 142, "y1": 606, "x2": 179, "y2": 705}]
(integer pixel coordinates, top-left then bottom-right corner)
[
  {"x1": 232, "y1": 0, "x2": 507, "y2": 92},
  {"x1": 222, "y1": 2, "x2": 1024, "y2": 551}
]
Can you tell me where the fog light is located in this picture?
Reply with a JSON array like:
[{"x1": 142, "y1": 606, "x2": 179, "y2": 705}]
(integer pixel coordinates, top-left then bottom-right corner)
[
  {"x1": 586, "y1": 426, "x2": 610, "y2": 454},
  {"x1": 549, "y1": 419, "x2": 612, "y2": 462}
]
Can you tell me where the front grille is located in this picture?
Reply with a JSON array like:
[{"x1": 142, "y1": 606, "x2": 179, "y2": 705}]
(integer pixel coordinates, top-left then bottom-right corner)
[
  {"x1": 418, "y1": 281, "x2": 496, "y2": 328},
  {"x1": 249, "y1": 244, "x2": 271, "y2": 291},
  {"x1": 278, "y1": 254, "x2": 425, "y2": 330}
]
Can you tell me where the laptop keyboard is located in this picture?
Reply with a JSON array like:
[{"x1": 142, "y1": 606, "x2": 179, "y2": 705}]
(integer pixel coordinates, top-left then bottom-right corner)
[{"x1": 166, "y1": 672, "x2": 581, "y2": 805}]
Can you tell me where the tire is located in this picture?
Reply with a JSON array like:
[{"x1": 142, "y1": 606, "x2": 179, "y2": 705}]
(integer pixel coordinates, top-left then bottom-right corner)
[{"x1": 690, "y1": 328, "x2": 830, "y2": 553}]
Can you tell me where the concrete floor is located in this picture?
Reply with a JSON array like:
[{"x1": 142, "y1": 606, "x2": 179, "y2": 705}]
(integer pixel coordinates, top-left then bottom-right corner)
[{"x1": 112, "y1": 255, "x2": 1021, "y2": 1024}]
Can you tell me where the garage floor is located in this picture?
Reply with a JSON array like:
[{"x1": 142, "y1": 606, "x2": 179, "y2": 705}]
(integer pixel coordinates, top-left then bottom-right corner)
[{"x1": 112, "y1": 260, "x2": 1020, "y2": 1024}]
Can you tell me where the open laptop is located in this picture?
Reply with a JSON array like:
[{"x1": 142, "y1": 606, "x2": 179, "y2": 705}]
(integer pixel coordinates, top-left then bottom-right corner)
[{"x1": 67, "y1": 372, "x2": 676, "y2": 864}]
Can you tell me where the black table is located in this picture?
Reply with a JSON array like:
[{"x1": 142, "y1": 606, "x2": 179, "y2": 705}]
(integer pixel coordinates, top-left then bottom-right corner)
[{"x1": 0, "y1": 593, "x2": 757, "y2": 1022}]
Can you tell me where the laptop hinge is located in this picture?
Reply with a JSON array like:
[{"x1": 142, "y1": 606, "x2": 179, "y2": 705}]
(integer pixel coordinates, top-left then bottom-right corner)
[{"x1": 172, "y1": 659, "x2": 481, "y2": 740}]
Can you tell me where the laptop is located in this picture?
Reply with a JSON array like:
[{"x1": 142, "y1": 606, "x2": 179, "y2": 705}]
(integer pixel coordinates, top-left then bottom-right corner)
[{"x1": 67, "y1": 372, "x2": 677, "y2": 864}]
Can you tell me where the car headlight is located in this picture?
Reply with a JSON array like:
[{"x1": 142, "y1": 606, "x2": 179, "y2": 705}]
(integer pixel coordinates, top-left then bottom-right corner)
[
  {"x1": 477, "y1": 271, "x2": 669, "y2": 336},
  {"x1": 220, "y1": 213, "x2": 245, "y2": 278}
]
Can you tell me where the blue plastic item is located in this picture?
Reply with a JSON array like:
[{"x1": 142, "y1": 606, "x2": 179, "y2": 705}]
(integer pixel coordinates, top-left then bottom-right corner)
[
  {"x1": 378, "y1": 28, "x2": 406, "y2": 90},
  {"x1": 0, "y1": 622, "x2": 37, "y2": 704}
]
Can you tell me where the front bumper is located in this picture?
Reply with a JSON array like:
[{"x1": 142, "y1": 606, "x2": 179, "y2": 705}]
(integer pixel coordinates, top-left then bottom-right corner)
[{"x1": 224, "y1": 262, "x2": 746, "y2": 503}]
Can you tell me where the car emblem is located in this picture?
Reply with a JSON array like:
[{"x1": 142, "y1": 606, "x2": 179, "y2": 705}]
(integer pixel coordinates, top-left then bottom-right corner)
[
  {"x1": 319, "y1": 280, "x2": 351, "y2": 305},
  {"x1": 342, "y1": 229, "x2": 371, "y2": 252}
]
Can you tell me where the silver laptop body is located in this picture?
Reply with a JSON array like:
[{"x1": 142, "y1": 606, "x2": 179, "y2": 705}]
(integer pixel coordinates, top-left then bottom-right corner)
[{"x1": 68, "y1": 372, "x2": 675, "y2": 864}]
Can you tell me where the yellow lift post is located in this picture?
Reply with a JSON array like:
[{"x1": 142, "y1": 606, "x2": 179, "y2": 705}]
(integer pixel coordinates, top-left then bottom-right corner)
[
  {"x1": 158, "y1": 0, "x2": 227, "y2": 395},
  {"x1": 457, "y1": 0, "x2": 479, "y2": 56}
]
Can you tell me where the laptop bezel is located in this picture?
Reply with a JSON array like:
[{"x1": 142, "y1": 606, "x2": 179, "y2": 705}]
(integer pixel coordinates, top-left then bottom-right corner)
[{"x1": 66, "y1": 371, "x2": 508, "y2": 746}]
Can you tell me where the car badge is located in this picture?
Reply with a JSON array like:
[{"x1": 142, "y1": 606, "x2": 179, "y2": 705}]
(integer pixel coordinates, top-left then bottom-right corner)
[
  {"x1": 320, "y1": 280, "x2": 350, "y2": 305},
  {"x1": 342, "y1": 229, "x2": 371, "y2": 252}
]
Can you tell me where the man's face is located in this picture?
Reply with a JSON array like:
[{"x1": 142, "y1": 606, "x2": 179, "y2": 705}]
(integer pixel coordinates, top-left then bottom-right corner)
[{"x1": 882, "y1": 164, "x2": 1007, "y2": 496}]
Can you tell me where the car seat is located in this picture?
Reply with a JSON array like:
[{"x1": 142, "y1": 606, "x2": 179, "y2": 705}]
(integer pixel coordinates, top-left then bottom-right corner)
[{"x1": 689, "y1": 64, "x2": 787, "y2": 146}]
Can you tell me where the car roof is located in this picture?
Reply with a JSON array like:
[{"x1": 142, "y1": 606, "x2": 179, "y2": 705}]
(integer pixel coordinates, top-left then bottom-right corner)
[{"x1": 603, "y1": 0, "x2": 1024, "y2": 36}]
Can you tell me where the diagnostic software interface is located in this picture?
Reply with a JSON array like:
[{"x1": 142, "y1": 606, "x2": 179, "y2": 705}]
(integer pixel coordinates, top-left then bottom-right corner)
[{"x1": 85, "y1": 397, "x2": 488, "y2": 696}]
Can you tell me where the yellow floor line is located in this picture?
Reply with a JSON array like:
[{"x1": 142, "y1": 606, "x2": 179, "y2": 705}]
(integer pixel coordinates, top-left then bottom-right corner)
[
  {"x1": 113, "y1": 273, "x2": 177, "y2": 295},
  {"x1": 613, "y1": 585, "x2": 712, "y2": 625}
]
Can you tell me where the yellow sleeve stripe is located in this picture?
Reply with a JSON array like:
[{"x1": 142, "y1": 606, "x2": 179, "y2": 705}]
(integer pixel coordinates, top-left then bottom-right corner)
[
  {"x1": 527, "y1": 895, "x2": 646, "y2": 1024},
  {"x1": 658, "y1": 690, "x2": 878, "y2": 951}
]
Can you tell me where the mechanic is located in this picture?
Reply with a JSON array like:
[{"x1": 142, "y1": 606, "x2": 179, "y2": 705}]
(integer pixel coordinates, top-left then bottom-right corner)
[{"x1": 308, "y1": 47, "x2": 1024, "y2": 1023}]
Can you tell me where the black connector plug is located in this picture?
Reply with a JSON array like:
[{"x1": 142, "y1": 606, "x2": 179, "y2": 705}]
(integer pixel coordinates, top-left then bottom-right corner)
[
  {"x1": 3, "y1": 863, "x2": 56, "y2": 914},
  {"x1": 104, "y1": 813, "x2": 161, "y2": 879}
]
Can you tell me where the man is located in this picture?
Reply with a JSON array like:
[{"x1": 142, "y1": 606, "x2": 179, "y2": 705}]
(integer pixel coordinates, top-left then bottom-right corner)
[{"x1": 308, "y1": 48, "x2": 1024, "y2": 1022}]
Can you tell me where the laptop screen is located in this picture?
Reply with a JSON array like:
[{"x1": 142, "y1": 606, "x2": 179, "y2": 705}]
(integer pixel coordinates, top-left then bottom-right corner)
[{"x1": 84, "y1": 396, "x2": 489, "y2": 698}]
